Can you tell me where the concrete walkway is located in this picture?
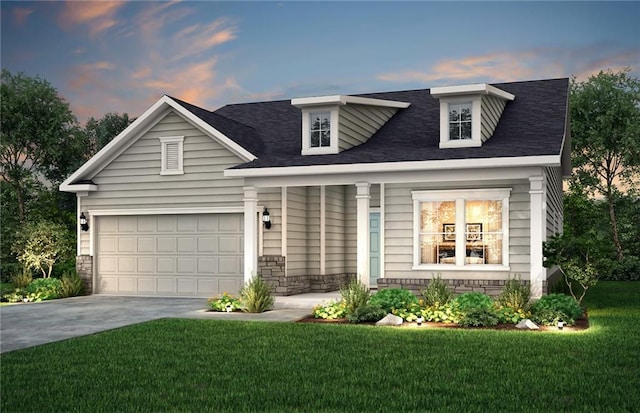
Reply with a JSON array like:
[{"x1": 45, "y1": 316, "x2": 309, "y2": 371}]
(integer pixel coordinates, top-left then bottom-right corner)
[{"x1": 0, "y1": 292, "x2": 340, "y2": 354}]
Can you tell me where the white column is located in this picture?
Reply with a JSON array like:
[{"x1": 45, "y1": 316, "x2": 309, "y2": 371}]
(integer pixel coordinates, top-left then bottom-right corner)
[
  {"x1": 356, "y1": 182, "x2": 371, "y2": 288},
  {"x1": 529, "y1": 176, "x2": 546, "y2": 299},
  {"x1": 320, "y1": 185, "x2": 326, "y2": 275},
  {"x1": 243, "y1": 186, "x2": 259, "y2": 283}
]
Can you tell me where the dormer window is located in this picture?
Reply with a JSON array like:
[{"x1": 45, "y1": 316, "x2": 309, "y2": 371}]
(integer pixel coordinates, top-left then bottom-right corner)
[
  {"x1": 431, "y1": 84, "x2": 515, "y2": 149},
  {"x1": 448, "y1": 102, "x2": 472, "y2": 140},
  {"x1": 310, "y1": 111, "x2": 331, "y2": 148},
  {"x1": 159, "y1": 136, "x2": 184, "y2": 175}
]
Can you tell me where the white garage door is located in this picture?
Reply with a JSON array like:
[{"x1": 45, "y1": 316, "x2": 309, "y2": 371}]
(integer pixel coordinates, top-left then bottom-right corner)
[{"x1": 97, "y1": 214, "x2": 244, "y2": 297}]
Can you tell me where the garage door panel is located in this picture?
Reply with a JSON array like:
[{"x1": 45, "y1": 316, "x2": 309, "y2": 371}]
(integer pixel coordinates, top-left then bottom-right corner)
[{"x1": 97, "y1": 214, "x2": 243, "y2": 297}]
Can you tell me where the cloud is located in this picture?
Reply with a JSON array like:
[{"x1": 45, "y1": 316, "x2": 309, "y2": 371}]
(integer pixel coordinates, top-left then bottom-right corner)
[
  {"x1": 58, "y1": 1, "x2": 126, "y2": 37},
  {"x1": 377, "y1": 47, "x2": 640, "y2": 86},
  {"x1": 172, "y1": 18, "x2": 237, "y2": 60},
  {"x1": 13, "y1": 7, "x2": 34, "y2": 25}
]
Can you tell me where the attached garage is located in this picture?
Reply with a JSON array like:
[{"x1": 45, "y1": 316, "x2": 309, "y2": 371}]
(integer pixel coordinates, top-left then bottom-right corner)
[{"x1": 96, "y1": 214, "x2": 243, "y2": 297}]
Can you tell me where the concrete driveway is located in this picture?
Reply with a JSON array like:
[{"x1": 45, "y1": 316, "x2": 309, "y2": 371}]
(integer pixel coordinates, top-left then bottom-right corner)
[{"x1": 0, "y1": 295, "x2": 321, "y2": 353}]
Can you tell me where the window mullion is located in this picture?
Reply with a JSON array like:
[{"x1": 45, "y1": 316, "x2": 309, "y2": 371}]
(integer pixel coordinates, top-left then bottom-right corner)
[{"x1": 455, "y1": 199, "x2": 465, "y2": 266}]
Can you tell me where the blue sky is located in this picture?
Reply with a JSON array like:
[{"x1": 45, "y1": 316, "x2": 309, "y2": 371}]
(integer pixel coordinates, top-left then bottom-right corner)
[{"x1": 2, "y1": 1, "x2": 639, "y2": 123}]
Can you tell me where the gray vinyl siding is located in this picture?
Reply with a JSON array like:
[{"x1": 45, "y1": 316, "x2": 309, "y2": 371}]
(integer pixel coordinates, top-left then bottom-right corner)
[
  {"x1": 259, "y1": 187, "x2": 282, "y2": 256},
  {"x1": 345, "y1": 185, "x2": 357, "y2": 273},
  {"x1": 307, "y1": 187, "x2": 321, "y2": 276},
  {"x1": 383, "y1": 181, "x2": 530, "y2": 279},
  {"x1": 545, "y1": 167, "x2": 564, "y2": 237},
  {"x1": 338, "y1": 105, "x2": 398, "y2": 151},
  {"x1": 325, "y1": 186, "x2": 345, "y2": 274},
  {"x1": 83, "y1": 111, "x2": 245, "y2": 210},
  {"x1": 286, "y1": 187, "x2": 308, "y2": 277},
  {"x1": 480, "y1": 95, "x2": 506, "y2": 142}
]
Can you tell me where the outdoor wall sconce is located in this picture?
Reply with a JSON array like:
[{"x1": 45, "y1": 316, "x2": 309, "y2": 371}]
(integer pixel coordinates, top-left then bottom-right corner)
[
  {"x1": 262, "y1": 207, "x2": 271, "y2": 230},
  {"x1": 80, "y1": 212, "x2": 89, "y2": 232}
]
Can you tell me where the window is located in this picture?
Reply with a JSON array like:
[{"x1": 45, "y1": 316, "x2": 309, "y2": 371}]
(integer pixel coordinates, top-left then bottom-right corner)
[
  {"x1": 159, "y1": 136, "x2": 184, "y2": 175},
  {"x1": 448, "y1": 103, "x2": 472, "y2": 140},
  {"x1": 412, "y1": 189, "x2": 510, "y2": 269},
  {"x1": 310, "y1": 111, "x2": 331, "y2": 148}
]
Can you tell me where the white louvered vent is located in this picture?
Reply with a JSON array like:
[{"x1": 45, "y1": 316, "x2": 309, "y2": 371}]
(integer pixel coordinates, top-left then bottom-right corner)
[{"x1": 159, "y1": 136, "x2": 184, "y2": 175}]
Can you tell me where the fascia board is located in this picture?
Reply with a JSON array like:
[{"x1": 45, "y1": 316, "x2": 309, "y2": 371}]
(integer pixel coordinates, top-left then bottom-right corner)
[
  {"x1": 292, "y1": 95, "x2": 410, "y2": 109},
  {"x1": 59, "y1": 183, "x2": 98, "y2": 193},
  {"x1": 224, "y1": 155, "x2": 562, "y2": 178},
  {"x1": 431, "y1": 83, "x2": 515, "y2": 101}
]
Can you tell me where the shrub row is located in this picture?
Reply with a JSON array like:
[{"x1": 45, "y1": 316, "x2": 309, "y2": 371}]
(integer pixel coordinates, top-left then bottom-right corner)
[
  {"x1": 314, "y1": 276, "x2": 584, "y2": 327},
  {"x1": 208, "y1": 275, "x2": 274, "y2": 313},
  {"x1": 2, "y1": 270, "x2": 84, "y2": 303}
]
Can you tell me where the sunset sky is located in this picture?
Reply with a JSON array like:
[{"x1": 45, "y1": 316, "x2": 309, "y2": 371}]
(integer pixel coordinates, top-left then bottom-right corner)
[{"x1": 2, "y1": 1, "x2": 639, "y2": 123}]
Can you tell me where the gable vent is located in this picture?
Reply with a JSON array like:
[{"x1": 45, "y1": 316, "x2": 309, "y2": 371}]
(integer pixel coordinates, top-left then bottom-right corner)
[
  {"x1": 165, "y1": 142, "x2": 179, "y2": 170},
  {"x1": 159, "y1": 136, "x2": 184, "y2": 175}
]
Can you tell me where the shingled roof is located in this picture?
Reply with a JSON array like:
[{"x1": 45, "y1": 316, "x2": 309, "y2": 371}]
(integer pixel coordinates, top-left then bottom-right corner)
[{"x1": 177, "y1": 78, "x2": 569, "y2": 169}]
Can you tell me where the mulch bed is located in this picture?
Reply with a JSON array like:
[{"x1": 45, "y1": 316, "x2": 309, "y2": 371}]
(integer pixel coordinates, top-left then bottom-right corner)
[{"x1": 297, "y1": 313, "x2": 589, "y2": 332}]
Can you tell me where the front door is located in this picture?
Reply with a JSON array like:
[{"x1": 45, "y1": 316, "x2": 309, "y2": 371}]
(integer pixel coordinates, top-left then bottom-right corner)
[{"x1": 369, "y1": 212, "x2": 380, "y2": 288}]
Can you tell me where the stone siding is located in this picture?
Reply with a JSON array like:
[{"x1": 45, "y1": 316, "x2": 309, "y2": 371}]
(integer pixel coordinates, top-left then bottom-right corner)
[
  {"x1": 376, "y1": 277, "x2": 535, "y2": 297},
  {"x1": 75, "y1": 255, "x2": 93, "y2": 295},
  {"x1": 258, "y1": 255, "x2": 355, "y2": 296}
]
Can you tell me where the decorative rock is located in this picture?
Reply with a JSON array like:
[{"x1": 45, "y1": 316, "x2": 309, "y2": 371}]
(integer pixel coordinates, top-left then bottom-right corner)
[
  {"x1": 375, "y1": 313, "x2": 404, "y2": 326},
  {"x1": 515, "y1": 319, "x2": 539, "y2": 330}
]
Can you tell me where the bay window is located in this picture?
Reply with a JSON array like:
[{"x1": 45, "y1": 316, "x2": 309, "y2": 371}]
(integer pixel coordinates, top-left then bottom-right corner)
[{"x1": 412, "y1": 189, "x2": 510, "y2": 269}]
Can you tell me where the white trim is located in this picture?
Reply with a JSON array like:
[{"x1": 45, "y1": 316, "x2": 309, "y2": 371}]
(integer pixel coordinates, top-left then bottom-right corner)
[
  {"x1": 281, "y1": 187, "x2": 288, "y2": 276},
  {"x1": 412, "y1": 188, "x2": 512, "y2": 201},
  {"x1": 301, "y1": 107, "x2": 339, "y2": 155},
  {"x1": 438, "y1": 98, "x2": 483, "y2": 149},
  {"x1": 320, "y1": 185, "x2": 326, "y2": 275},
  {"x1": 430, "y1": 83, "x2": 515, "y2": 101},
  {"x1": 62, "y1": 184, "x2": 98, "y2": 193},
  {"x1": 243, "y1": 186, "x2": 259, "y2": 283},
  {"x1": 412, "y1": 264, "x2": 511, "y2": 272},
  {"x1": 529, "y1": 175, "x2": 546, "y2": 299},
  {"x1": 88, "y1": 207, "x2": 244, "y2": 216},
  {"x1": 292, "y1": 95, "x2": 410, "y2": 109},
  {"x1": 225, "y1": 155, "x2": 561, "y2": 178},
  {"x1": 379, "y1": 183, "x2": 385, "y2": 279},
  {"x1": 356, "y1": 182, "x2": 371, "y2": 288},
  {"x1": 259, "y1": 205, "x2": 265, "y2": 257},
  {"x1": 159, "y1": 136, "x2": 184, "y2": 175},
  {"x1": 60, "y1": 95, "x2": 256, "y2": 192},
  {"x1": 76, "y1": 195, "x2": 82, "y2": 256}
]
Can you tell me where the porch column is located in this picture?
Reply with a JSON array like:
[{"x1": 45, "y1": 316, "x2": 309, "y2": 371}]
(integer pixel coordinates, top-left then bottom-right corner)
[
  {"x1": 529, "y1": 176, "x2": 546, "y2": 299},
  {"x1": 243, "y1": 186, "x2": 259, "y2": 283},
  {"x1": 356, "y1": 182, "x2": 371, "y2": 289}
]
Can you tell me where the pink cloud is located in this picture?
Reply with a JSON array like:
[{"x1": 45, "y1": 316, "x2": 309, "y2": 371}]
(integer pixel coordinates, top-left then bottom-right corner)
[
  {"x1": 58, "y1": 1, "x2": 126, "y2": 37},
  {"x1": 13, "y1": 7, "x2": 34, "y2": 25}
]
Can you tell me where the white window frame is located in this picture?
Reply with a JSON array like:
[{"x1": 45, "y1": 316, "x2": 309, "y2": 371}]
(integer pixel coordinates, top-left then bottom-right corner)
[
  {"x1": 438, "y1": 97, "x2": 482, "y2": 149},
  {"x1": 411, "y1": 188, "x2": 511, "y2": 271},
  {"x1": 159, "y1": 136, "x2": 184, "y2": 175},
  {"x1": 301, "y1": 106, "x2": 339, "y2": 155}
]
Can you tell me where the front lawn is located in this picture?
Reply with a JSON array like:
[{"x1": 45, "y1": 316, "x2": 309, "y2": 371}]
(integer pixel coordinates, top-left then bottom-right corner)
[{"x1": 1, "y1": 282, "x2": 639, "y2": 412}]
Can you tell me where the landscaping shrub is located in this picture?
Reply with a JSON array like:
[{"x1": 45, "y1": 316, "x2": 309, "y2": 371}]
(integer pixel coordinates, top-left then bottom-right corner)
[
  {"x1": 496, "y1": 277, "x2": 530, "y2": 310},
  {"x1": 369, "y1": 288, "x2": 418, "y2": 313},
  {"x1": 530, "y1": 293, "x2": 583, "y2": 326},
  {"x1": 603, "y1": 256, "x2": 640, "y2": 281},
  {"x1": 421, "y1": 274, "x2": 454, "y2": 306},
  {"x1": 208, "y1": 292, "x2": 242, "y2": 312},
  {"x1": 313, "y1": 300, "x2": 347, "y2": 319},
  {"x1": 10, "y1": 268, "x2": 33, "y2": 289},
  {"x1": 393, "y1": 302, "x2": 422, "y2": 322},
  {"x1": 26, "y1": 277, "x2": 62, "y2": 300},
  {"x1": 347, "y1": 304, "x2": 386, "y2": 323},
  {"x1": 59, "y1": 270, "x2": 84, "y2": 298},
  {"x1": 420, "y1": 302, "x2": 461, "y2": 323},
  {"x1": 240, "y1": 276, "x2": 274, "y2": 313},
  {"x1": 453, "y1": 292, "x2": 493, "y2": 312},
  {"x1": 458, "y1": 307, "x2": 500, "y2": 327},
  {"x1": 340, "y1": 280, "x2": 370, "y2": 317}
]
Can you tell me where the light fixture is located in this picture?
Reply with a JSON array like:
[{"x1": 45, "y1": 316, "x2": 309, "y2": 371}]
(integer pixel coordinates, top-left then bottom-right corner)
[
  {"x1": 557, "y1": 320, "x2": 565, "y2": 330},
  {"x1": 80, "y1": 212, "x2": 89, "y2": 231},
  {"x1": 416, "y1": 316, "x2": 424, "y2": 326},
  {"x1": 262, "y1": 207, "x2": 271, "y2": 230}
]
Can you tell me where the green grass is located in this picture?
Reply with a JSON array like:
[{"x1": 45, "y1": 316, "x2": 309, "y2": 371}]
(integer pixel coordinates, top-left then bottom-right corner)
[{"x1": 2, "y1": 282, "x2": 639, "y2": 412}]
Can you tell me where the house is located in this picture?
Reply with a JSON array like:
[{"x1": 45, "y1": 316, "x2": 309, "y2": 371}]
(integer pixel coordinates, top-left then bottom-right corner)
[{"x1": 60, "y1": 78, "x2": 570, "y2": 299}]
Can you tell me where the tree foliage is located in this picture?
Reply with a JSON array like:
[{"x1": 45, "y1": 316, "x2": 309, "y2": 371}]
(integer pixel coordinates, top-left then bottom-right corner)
[
  {"x1": 83, "y1": 112, "x2": 134, "y2": 159},
  {"x1": 0, "y1": 70, "x2": 85, "y2": 221},
  {"x1": 13, "y1": 221, "x2": 75, "y2": 279},
  {"x1": 569, "y1": 68, "x2": 640, "y2": 260}
]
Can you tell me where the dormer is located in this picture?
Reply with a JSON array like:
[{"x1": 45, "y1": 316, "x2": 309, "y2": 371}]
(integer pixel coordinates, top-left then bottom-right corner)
[
  {"x1": 430, "y1": 83, "x2": 515, "y2": 149},
  {"x1": 291, "y1": 95, "x2": 410, "y2": 155}
]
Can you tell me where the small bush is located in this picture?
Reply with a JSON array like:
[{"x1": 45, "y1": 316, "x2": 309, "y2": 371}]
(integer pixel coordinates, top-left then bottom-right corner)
[
  {"x1": 453, "y1": 292, "x2": 493, "y2": 312},
  {"x1": 370, "y1": 288, "x2": 418, "y2": 313},
  {"x1": 26, "y1": 278, "x2": 62, "y2": 300},
  {"x1": 459, "y1": 308, "x2": 500, "y2": 327},
  {"x1": 530, "y1": 294, "x2": 583, "y2": 326},
  {"x1": 60, "y1": 271, "x2": 84, "y2": 298},
  {"x1": 340, "y1": 280, "x2": 370, "y2": 317},
  {"x1": 11, "y1": 268, "x2": 33, "y2": 289},
  {"x1": 421, "y1": 274, "x2": 455, "y2": 306},
  {"x1": 313, "y1": 300, "x2": 347, "y2": 319},
  {"x1": 208, "y1": 292, "x2": 242, "y2": 312},
  {"x1": 347, "y1": 304, "x2": 386, "y2": 323},
  {"x1": 421, "y1": 302, "x2": 461, "y2": 324},
  {"x1": 494, "y1": 306, "x2": 530, "y2": 324},
  {"x1": 240, "y1": 276, "x2": 274, "y2": 313},
  {"x1": 393, "y1": 302, "x2": 422, "y2": 322}
]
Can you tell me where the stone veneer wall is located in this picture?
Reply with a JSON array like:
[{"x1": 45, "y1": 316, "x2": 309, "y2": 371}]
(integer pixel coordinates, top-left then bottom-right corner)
[
  {"x1": 76, "y1": 255, "x2": 93, "y2": 295},
  {"x1": 376, "y1": 278, "x2": 540, "y2": 297},
  {"x1": 258, "y1": 255, "x2": 355, "y2": 296}
]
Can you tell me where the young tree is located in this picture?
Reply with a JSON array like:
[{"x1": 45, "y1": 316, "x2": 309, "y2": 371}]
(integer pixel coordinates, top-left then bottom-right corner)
[
  {"x1": 13, "y1": 221, "x2": 75, "y2": 279},
  {"x1": 0, "y1": 70, "x2": 85, "y2": 221},
  {"x1": 83, "y1": 112, "x2": 134, "y2": 158},
  {"x1": 570, "y1": 68, "x2": 640, "y2": 260}
]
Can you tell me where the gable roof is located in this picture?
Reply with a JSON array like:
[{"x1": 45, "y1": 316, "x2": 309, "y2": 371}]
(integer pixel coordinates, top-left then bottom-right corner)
[{"x1": 211, "y1": 78, "x2": 569, "y2": 170}]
